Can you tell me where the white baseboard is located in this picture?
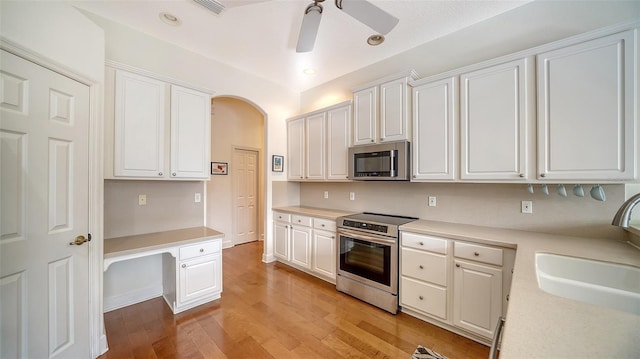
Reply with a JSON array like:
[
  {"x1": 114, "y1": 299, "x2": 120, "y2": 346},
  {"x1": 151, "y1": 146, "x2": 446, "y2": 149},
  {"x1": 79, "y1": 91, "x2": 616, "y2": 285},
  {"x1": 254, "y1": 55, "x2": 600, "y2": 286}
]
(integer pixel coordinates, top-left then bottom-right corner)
[
  {"x1": 262, "y1": 253, "x2": 276, "y2": 263},
  {"x1": 103, "y1": 284, "x2": 163, "y2": 312},
  {"x1": 99, "y1": 334, "x2": 109, "y2": 356}
]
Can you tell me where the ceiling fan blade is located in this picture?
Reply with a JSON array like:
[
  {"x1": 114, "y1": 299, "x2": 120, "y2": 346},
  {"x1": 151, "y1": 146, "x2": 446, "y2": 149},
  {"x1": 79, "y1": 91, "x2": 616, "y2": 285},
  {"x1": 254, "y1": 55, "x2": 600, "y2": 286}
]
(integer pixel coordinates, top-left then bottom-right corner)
[
  {"x1": 296, "y1": 4, "x2": 323, "y2": 53},
  {"x1": 337, "y1": 0, "x2": 398, "y2": 35}
]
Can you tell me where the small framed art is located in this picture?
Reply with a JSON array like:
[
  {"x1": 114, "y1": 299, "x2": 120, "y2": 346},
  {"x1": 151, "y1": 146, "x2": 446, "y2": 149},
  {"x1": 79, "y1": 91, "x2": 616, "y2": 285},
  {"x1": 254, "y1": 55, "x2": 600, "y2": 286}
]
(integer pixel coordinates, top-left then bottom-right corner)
[
  {"x1": 211, "y1": 162, "x2": 228, "y2": 175},
  {"x1": 272, "y1": 155, "x2": 284, "y2": 172}
]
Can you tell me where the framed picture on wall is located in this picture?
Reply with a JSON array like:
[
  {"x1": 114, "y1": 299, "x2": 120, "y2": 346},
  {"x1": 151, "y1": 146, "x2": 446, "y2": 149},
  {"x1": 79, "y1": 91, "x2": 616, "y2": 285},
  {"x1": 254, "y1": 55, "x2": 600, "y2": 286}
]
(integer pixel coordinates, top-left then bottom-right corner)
[
  {"x1": 272, "y1": 155, "x2": 284, "y2": 172},
  {"x1": 211, "y1": 162, "x2": 228, "y2": 175}
]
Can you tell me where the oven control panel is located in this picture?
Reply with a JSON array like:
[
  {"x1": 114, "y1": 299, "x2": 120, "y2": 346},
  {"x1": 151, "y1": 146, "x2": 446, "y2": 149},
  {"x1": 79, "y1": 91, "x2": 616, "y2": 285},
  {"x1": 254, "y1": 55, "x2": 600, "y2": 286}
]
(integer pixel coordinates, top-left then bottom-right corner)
[{"x1": 342, "y1": 220, "x2": 388, "y2": 234}]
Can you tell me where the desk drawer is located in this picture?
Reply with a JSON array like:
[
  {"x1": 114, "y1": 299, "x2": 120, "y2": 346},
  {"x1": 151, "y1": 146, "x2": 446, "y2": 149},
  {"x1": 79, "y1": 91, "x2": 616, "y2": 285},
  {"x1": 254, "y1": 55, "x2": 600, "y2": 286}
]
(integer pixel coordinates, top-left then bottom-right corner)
[
  {"x1": 454, "y1": 242, "x2": 503, "y2": 266},
  {"x1": 291, "y1": 214, "x2": 312, "y2": 227},
  {"x1": 179, "y1": 240, "x2": 221, "y2": 261}
]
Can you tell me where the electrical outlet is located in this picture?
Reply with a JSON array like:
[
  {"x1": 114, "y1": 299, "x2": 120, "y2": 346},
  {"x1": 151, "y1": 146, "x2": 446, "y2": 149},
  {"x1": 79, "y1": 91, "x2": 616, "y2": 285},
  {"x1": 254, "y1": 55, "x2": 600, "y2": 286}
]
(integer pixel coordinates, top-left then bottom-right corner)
[
  {"x1": 138, "y1": 194, "x2": 147, "y2": 206},
  {"x1": 194, "y1": 193, "x2": 201, "y2": 203},
  {"x1": 349, "y1": 192, "x2": 355, "y2": 201},
  {"x1": 521, "y1": 200, "x2": 533, "y2": 214},
  {"x1": 324, "y1": 191, "x2": 329, "y2": 199},
  {"x1": 428, "y1": 196, "x2": 437, "y2": 207}
]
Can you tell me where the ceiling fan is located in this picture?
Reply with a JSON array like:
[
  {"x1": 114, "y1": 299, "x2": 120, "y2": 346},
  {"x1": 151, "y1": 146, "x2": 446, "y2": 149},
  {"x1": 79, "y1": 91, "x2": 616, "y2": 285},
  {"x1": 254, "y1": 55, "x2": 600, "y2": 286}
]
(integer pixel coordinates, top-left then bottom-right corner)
[{"x1": 296, "y1": 0, "x2": 399, "y2": 53}]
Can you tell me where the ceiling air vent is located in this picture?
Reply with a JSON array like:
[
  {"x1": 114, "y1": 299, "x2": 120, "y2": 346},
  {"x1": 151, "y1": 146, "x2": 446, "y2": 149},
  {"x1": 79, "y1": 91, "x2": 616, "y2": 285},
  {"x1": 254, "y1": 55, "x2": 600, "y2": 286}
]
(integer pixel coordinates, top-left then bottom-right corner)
[{"x1": 193, "y1": 0, "x2": 225, "y2": 15}]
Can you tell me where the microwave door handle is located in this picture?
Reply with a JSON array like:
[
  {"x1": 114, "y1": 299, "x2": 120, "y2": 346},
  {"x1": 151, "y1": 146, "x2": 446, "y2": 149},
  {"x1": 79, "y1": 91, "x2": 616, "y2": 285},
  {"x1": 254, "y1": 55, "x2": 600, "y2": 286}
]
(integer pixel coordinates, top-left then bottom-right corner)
[{"x1": 390, "y1": 150, "x2": 397, "y2": 177}]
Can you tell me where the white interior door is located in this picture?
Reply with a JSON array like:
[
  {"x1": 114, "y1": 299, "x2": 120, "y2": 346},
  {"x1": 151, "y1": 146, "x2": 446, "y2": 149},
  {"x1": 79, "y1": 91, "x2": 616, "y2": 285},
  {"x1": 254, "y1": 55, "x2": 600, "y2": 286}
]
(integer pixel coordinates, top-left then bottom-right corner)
[
  {"x1": 233, "y1": 148, "x2": 258, "y2": 245},
  {"x1": 0, "y1": 49, "x2": 90, "y2": 358}
]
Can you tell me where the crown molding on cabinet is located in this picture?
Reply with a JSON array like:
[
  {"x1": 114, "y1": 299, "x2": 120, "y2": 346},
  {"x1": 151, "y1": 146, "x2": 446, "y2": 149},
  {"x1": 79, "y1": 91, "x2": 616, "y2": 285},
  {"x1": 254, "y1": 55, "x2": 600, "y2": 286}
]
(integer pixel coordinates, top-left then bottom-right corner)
[
  {"x1": 351, "y1": 69, "x2": 419, "y2": 93},
  {"x1": 105, "y1": 60, "x2": 215, "y2": 96}
]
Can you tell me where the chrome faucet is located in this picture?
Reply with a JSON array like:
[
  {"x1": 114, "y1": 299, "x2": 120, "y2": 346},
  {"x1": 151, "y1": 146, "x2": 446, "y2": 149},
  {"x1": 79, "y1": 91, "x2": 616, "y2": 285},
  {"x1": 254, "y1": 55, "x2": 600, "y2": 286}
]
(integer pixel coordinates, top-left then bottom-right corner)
[{"x1": 612, "y1": 193, "x2": 640, "y2": 228}]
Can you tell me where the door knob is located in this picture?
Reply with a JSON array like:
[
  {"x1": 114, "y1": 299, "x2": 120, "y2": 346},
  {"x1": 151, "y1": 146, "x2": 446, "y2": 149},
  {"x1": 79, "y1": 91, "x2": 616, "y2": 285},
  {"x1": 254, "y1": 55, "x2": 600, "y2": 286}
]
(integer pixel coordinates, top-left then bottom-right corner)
[{"x1": 69, "y1": 235, "x2": 90, "y2": 246}]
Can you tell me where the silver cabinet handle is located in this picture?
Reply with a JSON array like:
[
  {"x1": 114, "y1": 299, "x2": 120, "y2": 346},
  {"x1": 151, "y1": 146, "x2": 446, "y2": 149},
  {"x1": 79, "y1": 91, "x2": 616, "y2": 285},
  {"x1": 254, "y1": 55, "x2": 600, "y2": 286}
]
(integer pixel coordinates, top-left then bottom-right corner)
[
  {"x1": 370, "y1": 139, "x2": 374, "y2": 143},
  {"x1": 419, "y1": 265, "x2": 424, "y2": 269},
  {"x1": 540, "y1": 173, "x2": 546, "y2": 178},
  {"x1": 519, "y1": 173, "x2": 524, "y2": 178},
  {"x1": 200, "y1": 248, "x2": 204, "y2": 253},
  {"x1": 158, "y1": 172, "x2": 163, "y2": 176},
  {"x1": 418, "y1": 242, "x2": 424, "y2": 246},
  {"x1": 456, "y1": 264, "x2": 461, "y2": 268},
  {"x1": 172, "y1": 172, "x2": 176, "y2": 176},
  {"x1": 474, "y1": 251, "x2": 480, "y2": 256},
  {"x1": 181, "y1": 264, "x2": 186, "y2": 268},
  {"x1": 321, "y1": 224, "x2": 325, "y2": 227},
  {"x1": 419, "y1": 295, "x2": 424, "y2": 300}
]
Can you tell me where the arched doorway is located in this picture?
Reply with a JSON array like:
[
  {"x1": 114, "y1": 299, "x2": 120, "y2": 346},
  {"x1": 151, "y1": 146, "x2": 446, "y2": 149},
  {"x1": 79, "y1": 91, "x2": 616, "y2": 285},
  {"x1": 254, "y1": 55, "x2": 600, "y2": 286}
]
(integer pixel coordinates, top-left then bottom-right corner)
[{"x1": 206, "y1": 96, "x2": 266, "y2": 248}]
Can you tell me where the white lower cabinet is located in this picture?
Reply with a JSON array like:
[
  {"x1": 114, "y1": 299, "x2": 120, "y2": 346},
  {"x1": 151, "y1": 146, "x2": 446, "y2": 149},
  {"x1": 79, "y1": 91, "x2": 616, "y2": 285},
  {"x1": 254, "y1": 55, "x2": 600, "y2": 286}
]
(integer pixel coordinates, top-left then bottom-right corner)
[
  {"x1": 163, "y1": 237, "x2": 223, "y2": 314},
  {"x1": 400, "y1": 231, "x2": 515, "y2": 343},
  {"x1": 272, "y1": 211, "x2": 337, "y2": 283}
]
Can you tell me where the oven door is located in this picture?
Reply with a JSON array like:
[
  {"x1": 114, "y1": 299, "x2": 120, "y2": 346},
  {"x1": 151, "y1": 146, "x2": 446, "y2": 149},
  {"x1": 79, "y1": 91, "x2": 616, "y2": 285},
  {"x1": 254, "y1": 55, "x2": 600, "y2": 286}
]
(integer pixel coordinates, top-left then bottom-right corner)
[{"x1": 337, "y1": 228, "x2": 397, "y2": 294}]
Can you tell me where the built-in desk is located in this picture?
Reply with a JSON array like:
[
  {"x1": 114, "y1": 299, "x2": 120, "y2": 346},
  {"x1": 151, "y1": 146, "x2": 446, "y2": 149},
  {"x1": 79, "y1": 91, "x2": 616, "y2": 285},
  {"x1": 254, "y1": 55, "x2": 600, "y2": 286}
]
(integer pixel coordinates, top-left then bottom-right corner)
[{"x1": 104, "y1": 227, "x2": 224, "y2": 314}]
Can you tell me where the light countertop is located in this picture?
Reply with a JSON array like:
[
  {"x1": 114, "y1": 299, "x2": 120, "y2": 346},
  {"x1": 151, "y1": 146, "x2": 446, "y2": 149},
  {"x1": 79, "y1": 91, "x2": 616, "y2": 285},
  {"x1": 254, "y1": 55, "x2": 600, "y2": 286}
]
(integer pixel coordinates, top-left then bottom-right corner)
[
  {"x1": 273, "y1": 206, "x2": 357, "y2": 220},
  {"x1": 104, "y1": 227, "x2": 224, "y2": 266},
  {"x1": 401, "y1": 220, "x2": 640, "y2": 358}
]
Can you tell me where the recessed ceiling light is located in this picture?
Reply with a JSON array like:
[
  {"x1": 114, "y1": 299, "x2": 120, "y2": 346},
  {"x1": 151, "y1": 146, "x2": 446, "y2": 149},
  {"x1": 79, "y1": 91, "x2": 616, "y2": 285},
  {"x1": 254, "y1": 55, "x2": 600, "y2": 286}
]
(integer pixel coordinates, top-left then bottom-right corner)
[
  {"x1": 367, "y1": 34, "x2": 385, "y2": 46},
  {"x1": 303, "y1": 68, "x2": 317, "y2": 76},
  {"x1": 159, "y1": 12, "x2": 181, "y2": 26}
]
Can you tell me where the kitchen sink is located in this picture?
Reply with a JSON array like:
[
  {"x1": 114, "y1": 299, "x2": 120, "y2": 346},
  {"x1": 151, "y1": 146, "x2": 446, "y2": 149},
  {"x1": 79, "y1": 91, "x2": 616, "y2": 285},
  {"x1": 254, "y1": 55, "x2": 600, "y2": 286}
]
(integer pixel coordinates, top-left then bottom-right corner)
[{"x1": 535, "y1": 253, "x2": 640, "y2": 314}]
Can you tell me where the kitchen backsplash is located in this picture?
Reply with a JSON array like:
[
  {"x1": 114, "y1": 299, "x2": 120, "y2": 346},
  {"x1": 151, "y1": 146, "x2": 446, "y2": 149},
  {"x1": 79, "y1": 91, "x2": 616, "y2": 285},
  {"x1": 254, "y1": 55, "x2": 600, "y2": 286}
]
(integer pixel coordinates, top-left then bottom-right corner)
[{"x1": 297, "y1": 182, "x2": 628, "y2": 240}]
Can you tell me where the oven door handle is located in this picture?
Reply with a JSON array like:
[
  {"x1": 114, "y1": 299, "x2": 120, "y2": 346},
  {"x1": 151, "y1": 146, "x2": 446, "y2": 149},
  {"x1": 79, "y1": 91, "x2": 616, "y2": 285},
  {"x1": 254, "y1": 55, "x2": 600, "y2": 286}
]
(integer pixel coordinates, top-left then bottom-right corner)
[{"x1": 338, "y1": 229, "x2": 396, "y2": 246}]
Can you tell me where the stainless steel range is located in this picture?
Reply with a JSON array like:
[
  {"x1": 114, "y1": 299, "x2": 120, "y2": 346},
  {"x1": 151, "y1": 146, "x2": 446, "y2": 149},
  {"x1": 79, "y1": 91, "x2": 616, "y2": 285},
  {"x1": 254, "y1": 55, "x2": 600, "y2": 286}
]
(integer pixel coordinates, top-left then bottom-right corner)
[{"x1": 336, "y1": 212, "x2": 417, "y2": 314}]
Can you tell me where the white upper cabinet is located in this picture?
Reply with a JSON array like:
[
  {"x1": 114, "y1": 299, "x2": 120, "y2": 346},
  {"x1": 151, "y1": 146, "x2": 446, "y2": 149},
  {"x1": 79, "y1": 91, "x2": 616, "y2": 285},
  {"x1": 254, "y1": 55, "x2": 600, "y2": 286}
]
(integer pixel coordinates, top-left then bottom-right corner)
[
  {"x1": 113, "y1": 70, "x2": 166, "y2": 178},
  {"x1": 353, "y1": 86, "x2": 378, "y2": 145},
  {"x1": 380, "y1": 77, "x2": 412, "y2": 142},
  {"x1": 170, "y1": 85, "x2": 211, "y2": 179},
  {"x1": 305, "y1": 112, "x2": 326, "y2": 180},
  {"x1": 460, "y1": 58, "x2": 530, "y2": 181},
  {"x1": 287, "y1": 117, "x2": 305, "y2": 181},
  {"x1": 326, "y1": 103, "x2": 352, "y2": 180},
  {"x1": 412, "y1": 77, "x2": 457, "y2": 181},
  {"x1": 352, "y1": 71, "x2": 418, "y2": 146},
  {"x1": 537, "y1": 30, "x2": 637, "y2": 181},
  {"x1": 287, "y1": 101, "x2": 352, "y2": 182},
  {"x1": 108, "y1": 67, "x2": 212, "y2": 180}
]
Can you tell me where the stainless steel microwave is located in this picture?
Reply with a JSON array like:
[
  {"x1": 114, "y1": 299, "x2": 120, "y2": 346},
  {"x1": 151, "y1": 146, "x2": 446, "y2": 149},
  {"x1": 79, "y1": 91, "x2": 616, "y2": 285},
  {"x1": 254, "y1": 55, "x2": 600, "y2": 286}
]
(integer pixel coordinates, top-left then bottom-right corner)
[{"x1": 348, "y1": 140, "x2": 410, "y2": 180}]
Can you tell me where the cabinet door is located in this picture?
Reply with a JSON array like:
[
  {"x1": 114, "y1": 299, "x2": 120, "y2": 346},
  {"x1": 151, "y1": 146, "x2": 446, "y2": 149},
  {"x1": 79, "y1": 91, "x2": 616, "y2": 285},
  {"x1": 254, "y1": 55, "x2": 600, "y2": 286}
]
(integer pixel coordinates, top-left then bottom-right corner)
[
  {"x1": 353, "y1": 86, "x2": 377, "y2": 145},
  {"x1": 312, "y1": 229, "x2": 336, "y2": 280},
  {"x1": 290, "y1": 225, "x2": 311, "y2": 269},
  {"x1": 170, "y1": 85, "x2": 211, "y2": 179},
  {"x1": 453, "y1": 259, "x2": 502, "y2": 339},
  {"x1": 412, "y1": 77, "x2": 457, "y2": 181},
  {"x1": 287, "y1": 117, "x2": 305, "y2": 180},
  {"x1": 114, "y1": 70, "x2": 166, "y2": 177},
  {"x1": 178, "y1": 253, "x2": 221, "y2": 305},
  {"x1": 537, "y1": 30, "x2": 636, "y2": 181},
  {"x1": 305, "y1": 113, "x2": 326, "y2": 180},
  {"x1": 460, "y1": 58, "x2": 529, "y2": 180},
  {"x1": 327, "y1": 104, "x2": 352, "y2": 180},
  {"x1": 380, "y1": 77, "x2": 410, "y2": 142},
  {"x1": 274, "y1": 221, "x2": 290, "y2": 261}
]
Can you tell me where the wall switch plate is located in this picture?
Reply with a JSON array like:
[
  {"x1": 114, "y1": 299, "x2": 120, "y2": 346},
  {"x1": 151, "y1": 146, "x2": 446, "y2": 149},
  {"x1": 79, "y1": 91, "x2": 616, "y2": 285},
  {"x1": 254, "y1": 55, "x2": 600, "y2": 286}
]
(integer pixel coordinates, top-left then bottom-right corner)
[
  {"x1": 138, "y1": 194, "x2": 147, "y2": 206},
  {"x1": 195, "y1": 193, "x2": 201, "y2": 203},
  {"x1": 349, "y1": 192, "x2": 355, "y2": 201},
  {"x1": 324, "y1": 191, "x2": 329, "y2": 199},
  {"x1": 521, "y1": 200, "x2": 533, "y2": 214},
  {"x1": 428, "y1": 196, "x2": 437, "y2": 207}
]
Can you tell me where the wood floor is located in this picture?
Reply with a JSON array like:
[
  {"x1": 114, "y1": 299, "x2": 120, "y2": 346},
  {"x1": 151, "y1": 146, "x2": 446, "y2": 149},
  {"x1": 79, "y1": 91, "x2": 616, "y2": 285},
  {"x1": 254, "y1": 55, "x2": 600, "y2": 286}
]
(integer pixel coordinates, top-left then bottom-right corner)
[{"x1": 100, "y1": 241, "x2": 489, "y2": 359}]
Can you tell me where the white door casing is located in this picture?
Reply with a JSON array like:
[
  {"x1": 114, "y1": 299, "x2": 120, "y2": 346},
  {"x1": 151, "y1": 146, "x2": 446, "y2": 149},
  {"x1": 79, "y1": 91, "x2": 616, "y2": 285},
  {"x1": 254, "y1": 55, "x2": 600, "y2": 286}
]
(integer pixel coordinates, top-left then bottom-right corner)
[
  {"x1": 233, "y1": 148, "x2": 258, "y2": 245},
  {"x1": 0, "y1": 49, "x2": 91, "y2": 358}
]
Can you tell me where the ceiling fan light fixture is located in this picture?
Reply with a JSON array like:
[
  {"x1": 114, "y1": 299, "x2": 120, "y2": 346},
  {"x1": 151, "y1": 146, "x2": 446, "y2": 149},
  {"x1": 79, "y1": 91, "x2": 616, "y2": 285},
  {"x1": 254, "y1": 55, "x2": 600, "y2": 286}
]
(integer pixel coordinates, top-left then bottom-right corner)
[
  {"x1": 367, "y1": 34, "x2": 385, "y2": 46},
  {"x1": 335, "y1": 0, "x2": 399, "y2": 34},
  {"x1": 159, "y1": 12, "x2": 181, "y2": 26}
]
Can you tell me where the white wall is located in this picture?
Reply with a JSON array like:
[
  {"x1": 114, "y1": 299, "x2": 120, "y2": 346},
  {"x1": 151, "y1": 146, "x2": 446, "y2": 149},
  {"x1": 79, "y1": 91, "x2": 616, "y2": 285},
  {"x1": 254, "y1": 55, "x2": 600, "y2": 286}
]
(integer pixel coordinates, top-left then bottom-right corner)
[{"x1": 207, "y1": 97, "x2": 265, "y2": 248}]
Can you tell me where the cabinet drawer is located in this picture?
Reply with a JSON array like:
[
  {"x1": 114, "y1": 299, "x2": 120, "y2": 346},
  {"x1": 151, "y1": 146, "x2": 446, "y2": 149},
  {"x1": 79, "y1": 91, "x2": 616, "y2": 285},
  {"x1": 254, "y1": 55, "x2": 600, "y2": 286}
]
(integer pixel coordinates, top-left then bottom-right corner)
[
  {"x1": 274, "y1": 211, "x2": 291, "y2": 223},
  {"x1": 179, "y1": 240, "x2": 221, "y2": 261},
  {"x1": 401, "y1": 232, "x2": 448, "y2": 254},
  {"x1": 454, "y1": 242, "x2": 503, "y2": 266},
  {"x1": 401, "y1": 248, "x2": 447, "y2": 286},
  {"x1": 313, "y1": 218, "x2": 336, "y2": 232},
  {"x1": 291, "y1": 214, "x2": 312, "y2": 227},
  {"x1": 401, "y1": 277, "x2": 447, "y2": 320}
]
